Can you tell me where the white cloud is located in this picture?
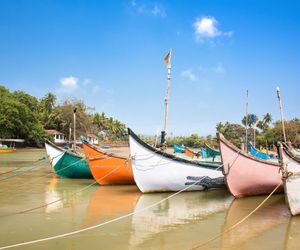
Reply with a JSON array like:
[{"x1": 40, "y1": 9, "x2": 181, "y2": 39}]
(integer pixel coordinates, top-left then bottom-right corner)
[
  {"x1": 60, "y1": 76, "x2": 78, "y2": 89},
  {"x1": 181, "y1": 69, "x2": 197, "y2": 81},
  {"x1": 151, "y1": 5, "x2": 166, "y2": 17},
  {"x1": 193, "y1": 16, "x2": 233, "y2": 41},
  {"x1": 131, "y1": 1, "x2": 166, "y2": 17}
]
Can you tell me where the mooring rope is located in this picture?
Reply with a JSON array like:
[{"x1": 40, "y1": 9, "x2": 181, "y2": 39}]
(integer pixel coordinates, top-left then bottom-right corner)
[
  {"x1": 0, "y1": 155, "x2": 83, "y2": 191},
  {"x1": 0, "y1": 158, "x2": 48, "y2": 182},
  {"x1": 0, "y1": 165, "x2": 222, "y2": 250},
  {"x1": 0, "y1": 160, "x2": 125, "y2": 217},
  {"x1": 189, "y1": 182, "x2": 282, "y2": 250},
  {"x1": 0, "y1": 156, "x2": 48, "y2": 176}
]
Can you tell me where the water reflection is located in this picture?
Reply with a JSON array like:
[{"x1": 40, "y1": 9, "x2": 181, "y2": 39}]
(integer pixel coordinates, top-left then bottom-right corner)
[
  {"x1": 221, "y1": 195, "x2": 290, "y2": 249},
  {"x1": 284, "y1": 216, "x2": 300, "y2": 250},
  {"x1": 83, "y1": 185, "x2": 141, "y2": 226},
  {"x1": 130, "y1": 189, "x2": 233, "y2": 248}
]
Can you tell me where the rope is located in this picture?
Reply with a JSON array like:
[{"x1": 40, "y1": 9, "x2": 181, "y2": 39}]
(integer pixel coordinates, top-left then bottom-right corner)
[
  {"x1": 189, "y1": 182, "x2": 282, "y2": 250},
  {"x1": 0, "y1": 156, "x2": 47, "y2": 176},
  {"x1": 0, "y1": 159, "x2": 48, "y2": 182},
  {"x1": 1, "y1": 161, "x2": 125, "y2": 217},
  {"x1": 0, "y1": 155, "x2": 83, "y2": 189},
  {"x1": 0, "y1": 168, "x2": 219, "y2": 250}
]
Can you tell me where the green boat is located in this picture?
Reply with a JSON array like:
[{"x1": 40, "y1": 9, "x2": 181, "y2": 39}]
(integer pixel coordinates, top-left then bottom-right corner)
[
  {"x1": 45, "y1": 139, "x2": 93, "y2": 179},
  {"x1": 205, "y1": 143, "x2": 221, "y2": 158}
]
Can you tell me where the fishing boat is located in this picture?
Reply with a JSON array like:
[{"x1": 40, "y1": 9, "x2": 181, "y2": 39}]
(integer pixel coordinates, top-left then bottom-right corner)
[
  {"x1": 279, "y1": 142, "x2": 300, "y2": 216},
  {"x1": 199, "y1": 147, "x2": 207, "y2": 158},
  {"x1": 0, "y1": 147, "x2": 16, "y2": 153},
  {"x1": 249, "y1": 142, "x2": 270, "y2": 160},
  {"x1": 44, "y1": 139, "x2": 92, "y2": 179},
  {"x1": 217, "y1": 133, "x2": 283, "y2": 197},
  {"x1": 205, "y1": 143, "x2": 220, "y2": 158},
  {"x1": 81, "y1": 139, "x2": 135, "y2": 185},
  {"x1": 0, "y1": 143, "x2": 16, "y2": 153},
  {"x1": 128, "y1": 128, "x2": 225, "y2": 193},
  {"x1": 173, "y1": 144, "x2": 185, "y2": 153},
  {"x1": 185, "y1": 147, "x2": 201, "y2": 158}
]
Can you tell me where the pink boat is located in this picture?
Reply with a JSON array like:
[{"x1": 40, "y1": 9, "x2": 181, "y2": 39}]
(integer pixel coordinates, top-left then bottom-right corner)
[{"x1": 217, "y1": 133, "x2": 283, "y2": 197}]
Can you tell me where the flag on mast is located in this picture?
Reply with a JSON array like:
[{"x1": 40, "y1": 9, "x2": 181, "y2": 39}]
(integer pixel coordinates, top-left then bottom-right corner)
[{"x1": 164, "y1": 49, "x2": 172, "y2": 68}]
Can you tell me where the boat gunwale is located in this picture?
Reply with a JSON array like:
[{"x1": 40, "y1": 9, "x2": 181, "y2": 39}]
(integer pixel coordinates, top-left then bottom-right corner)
[
  {"x1": 217, "y1": 132, "x2": 280, "y2": 167},
  {"x1": 44, "y1": 139, "x2": 82, "y2": 159},
  {"x1": 205, "y1": 143, "x2": 220, "y2": 153},
  {"x1": 82, "y1": 140, "x2": 128, "y2": 161},
  {"x1": 128, "y1": 128, "x2": 222, "y2": 170}
]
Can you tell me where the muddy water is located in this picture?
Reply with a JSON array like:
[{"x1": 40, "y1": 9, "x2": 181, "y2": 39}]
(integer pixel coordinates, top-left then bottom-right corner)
[{"x1": 0, "y1": 148, "x2": 298, "y2": 249}]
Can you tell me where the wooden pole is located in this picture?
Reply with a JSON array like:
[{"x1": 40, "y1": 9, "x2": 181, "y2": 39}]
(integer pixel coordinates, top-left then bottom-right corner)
[
  {"x1": 162, "y1": 49, "x2": 172, "y2": 147},
  {"x1": 245, "y1": 90, "x2": 249, "y2": 152},
  {"x1": 164, "y1": 67, "x2": 171, "y2": 134},
  {"x1": 276, "y1": 87, "x2": 287, "y2": 143},
  {"x1": 73, "y1": 108, "x2": 77, "y2": 151}
]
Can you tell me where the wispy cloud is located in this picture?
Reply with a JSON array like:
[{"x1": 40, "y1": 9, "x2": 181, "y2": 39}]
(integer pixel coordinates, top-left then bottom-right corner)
[
  {"x1": 181, "y1": 69, "x2": 197, "y2": 81},
  {"x1": 130, "y1": 1, "x2": 166, "y2": 17},
  {"x1": 59, "y1": 76, "x2": 78, "y2": 92},
  {"x1": 193, "y1": 16, "x2": 233, "y2": 42},
  {"x1": 92, "y1": 85, "x2": 101, "y2": 94},
  {"x1": 213, "y1": 65, "x2": 225, "y2": 74},
  {"x1": 199, "y1": 64, "x2": 226, "y2": 74}
]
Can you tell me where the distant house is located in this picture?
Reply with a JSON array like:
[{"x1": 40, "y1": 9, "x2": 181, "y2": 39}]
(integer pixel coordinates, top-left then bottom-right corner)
[
  {"x1": 87, "y1": 133, "x2": 99, "y2": 145},
  {"x1": 46, "y1": 130, "x2": 67, "y2": 144}
]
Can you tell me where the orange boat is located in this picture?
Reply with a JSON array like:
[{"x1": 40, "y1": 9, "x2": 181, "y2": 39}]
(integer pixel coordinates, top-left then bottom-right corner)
[
  {"x1": 82, "y1": 140, "x2": 135, "y2": 185},
  {"x1": 184, "y1": 147, "x2": 201, "y2": 158}
]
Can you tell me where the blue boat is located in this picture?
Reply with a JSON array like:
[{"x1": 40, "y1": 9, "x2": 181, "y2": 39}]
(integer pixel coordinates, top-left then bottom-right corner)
[
  {"x1": 173, "y1": 144, "x2": 185, "y2": 153},
  {"x1": 199, "y1": 147, "x2": 207, "y2": 158},
  {"x1": 249, "y1": 142, "x2": 270, "y2": 160}
]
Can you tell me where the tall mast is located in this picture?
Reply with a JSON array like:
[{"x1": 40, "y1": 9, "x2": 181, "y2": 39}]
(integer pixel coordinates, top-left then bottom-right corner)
[
  {"x1": 245, "y1": 90, "x2": 249, "y2": 152},
  {"x1": 161, "y1": 49, "x2": 172, "y2": 147},
  {"x1": 73, "y1": 108, "x2": 77, "y2": 151},
  {"x1": 276, "y1": 87, "x2": 287, "y2": 143}
]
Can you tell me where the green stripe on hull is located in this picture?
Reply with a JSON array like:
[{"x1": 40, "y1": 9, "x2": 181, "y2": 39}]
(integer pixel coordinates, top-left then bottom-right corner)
[{"x1": 54, "y1": 152, "x2": 92, "y2": 179}]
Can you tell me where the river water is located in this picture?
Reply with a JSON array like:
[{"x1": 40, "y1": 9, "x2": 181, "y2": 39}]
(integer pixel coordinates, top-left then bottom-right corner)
[{"x1": 0, "y1": 148, "x2": 298, "y2": 249}]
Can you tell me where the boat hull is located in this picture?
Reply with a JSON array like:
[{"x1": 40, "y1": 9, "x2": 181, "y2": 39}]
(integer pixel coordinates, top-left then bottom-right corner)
[
  {"x1": 0, "y1": 148, "x2": 16, "y2": 153},
  {"x1": 82, "y1": 142, "x2": 135, "y2": 185},
  {"x1": 45, "y1": 140, "x2": 92, "y2": 179},
  {"x1": 218, "y1": 133, "x2": 283, "y2": 197},
  {"x1": 45, "y1": 140, "x2": 64, "y2": 168},
  {"x1": 280, "y1": 144, "x2": 300, "y2": 216},
  {"x1": 128, "y1": 128, "x2": 225, "y2": 193}
]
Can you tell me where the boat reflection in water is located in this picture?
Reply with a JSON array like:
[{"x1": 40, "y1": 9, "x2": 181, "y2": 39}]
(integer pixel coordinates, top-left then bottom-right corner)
[
  {"x1": 130, "y1": 189, "x2": 233, "y2": 248},
  {"x1": 83, "y1": 185, "x2": 141, "y2": 227},
  {"x1": 285, "y1": 216, "x2": 300, "y2": 249},
  {"x1": 221, "y1": 195, "x2": 290, "y2": 249}
]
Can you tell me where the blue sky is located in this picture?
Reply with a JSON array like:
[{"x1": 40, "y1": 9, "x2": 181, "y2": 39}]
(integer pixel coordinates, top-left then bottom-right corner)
[{"x1": 1, "y1": 0, "x2": 299, "y2": 136}]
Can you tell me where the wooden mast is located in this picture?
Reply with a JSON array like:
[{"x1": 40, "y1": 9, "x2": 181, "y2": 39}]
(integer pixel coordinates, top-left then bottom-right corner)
[
  {"x1": 276, "y1": 87, "x2": 287, "y2": 143},
  {"x1": 245, "y1": 90, "x2": 249, "y2": 152},
  {"x1": 161, "y1": 49, "x2": 172, "y2": 148},
  {"x1": 73, "y1": 108, "x2": 77, "y2": 151}
]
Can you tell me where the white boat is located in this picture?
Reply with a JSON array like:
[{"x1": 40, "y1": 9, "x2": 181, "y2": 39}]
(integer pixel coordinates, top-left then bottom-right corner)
[
  {"x1": 128, "y1": 128, "x2": 225, "y2": 193},
  {"x1": 44, "y1": 139, "x2": 64, "y2": 168},
  {"x1": 279, "y1": 142, "x2": 300, "y2": 216}
]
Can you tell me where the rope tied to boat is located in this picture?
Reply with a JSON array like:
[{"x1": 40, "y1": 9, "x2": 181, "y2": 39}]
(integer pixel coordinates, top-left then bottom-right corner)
[
  {"x1": 0, "y1": 162, "x2": 125, "y2": 217},
  {"x1": 0, "y1": 155, "x2": 48, "y2": 176},
  {"x1": 190, "y1": 181, "x2": 282, "y2": 250},
  {"x1": 0, "y1": 171, "x2": 220, "y2": 250}
]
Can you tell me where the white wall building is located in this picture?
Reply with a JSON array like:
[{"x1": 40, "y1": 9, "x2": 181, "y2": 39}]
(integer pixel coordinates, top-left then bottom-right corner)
[{"x1": 46, "y1": 130, "x2": 67, "y2": 144}]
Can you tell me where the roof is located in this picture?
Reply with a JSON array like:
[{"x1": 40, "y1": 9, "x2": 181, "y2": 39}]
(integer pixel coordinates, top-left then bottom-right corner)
[
  {"x1": 45, "y1": 129, "x2": 65, "y2": 135},
  {"x1": 87, "y1": 133, "x2": 98, "y2": 138}
]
